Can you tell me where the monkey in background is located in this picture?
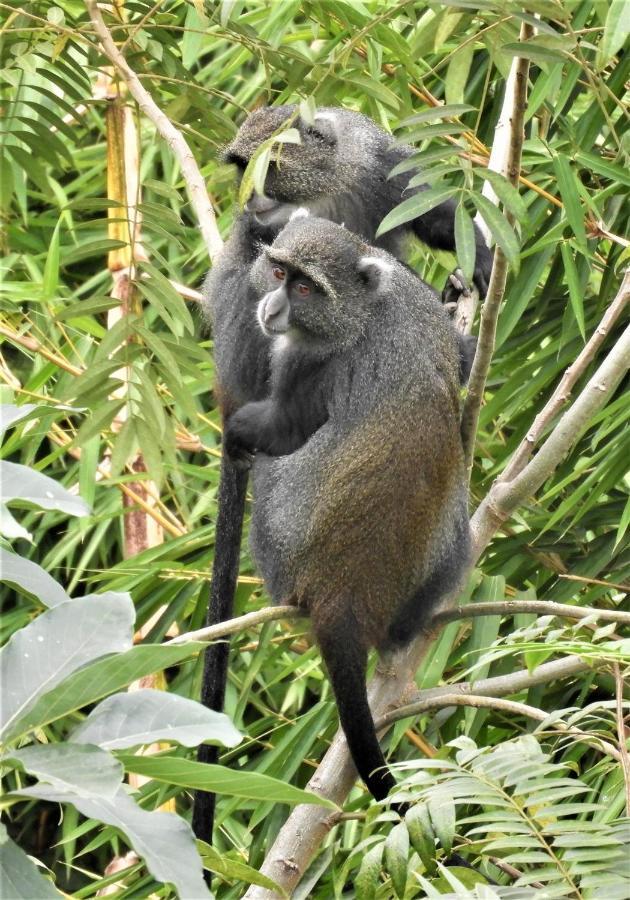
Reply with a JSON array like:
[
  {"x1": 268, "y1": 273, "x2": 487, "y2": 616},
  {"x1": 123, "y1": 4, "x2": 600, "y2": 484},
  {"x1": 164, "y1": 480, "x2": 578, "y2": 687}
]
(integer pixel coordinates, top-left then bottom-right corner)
[
  {"x1": 195, "y1": 105, "x2": 486, "y2": 841},
  {"x1": 224, "y1": 216, "x2": 471, "y2": 804}
]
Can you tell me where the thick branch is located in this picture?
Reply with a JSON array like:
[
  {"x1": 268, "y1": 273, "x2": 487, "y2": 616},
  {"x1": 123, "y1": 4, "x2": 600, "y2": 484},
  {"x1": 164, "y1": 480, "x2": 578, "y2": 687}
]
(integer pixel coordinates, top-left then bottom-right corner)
[
  {"x1": 461, "y1": 24, "x2": 532, "y2": 467},
  {"x1": 434, "y1": 600, "x2": 630, "y2": 627},
  {"x1": 501, "y1": 267, "x2": 630, "y2": 481},
  {"x1": 84, "y1": 0, "x2": 223, "y2": 262},
  {"x1": 471, "y1": 320, "x2": 630, "y2": 557}
]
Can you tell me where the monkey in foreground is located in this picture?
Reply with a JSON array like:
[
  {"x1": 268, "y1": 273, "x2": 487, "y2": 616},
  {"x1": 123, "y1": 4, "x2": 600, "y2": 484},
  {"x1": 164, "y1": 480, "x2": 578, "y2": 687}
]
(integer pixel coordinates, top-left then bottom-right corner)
[
  {"x1": 195, "y1": 105, "x2": 487, "y2": 841},
  {"x1": 224, "y1": 216, "x2": 471, "y2": 805}
]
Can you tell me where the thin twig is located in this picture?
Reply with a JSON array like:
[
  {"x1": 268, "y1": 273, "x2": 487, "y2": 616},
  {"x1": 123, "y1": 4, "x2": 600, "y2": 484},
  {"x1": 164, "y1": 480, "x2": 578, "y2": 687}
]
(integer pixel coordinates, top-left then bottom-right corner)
[
  {"x1": 84, "y1": 0, "x2": 223, "y2": 262},
  {"x1": 434, "y1": 600, "x2": 630, "y2": 627},
  {"x1": 167, "y1": 605, "x2": 303, "y2": 644},
  {"x1": 613, "y1": 663, "x2": 630, "y2": 815},
  {"x1": 377, "y1": 693, "x2": 621, "y2": 761}
]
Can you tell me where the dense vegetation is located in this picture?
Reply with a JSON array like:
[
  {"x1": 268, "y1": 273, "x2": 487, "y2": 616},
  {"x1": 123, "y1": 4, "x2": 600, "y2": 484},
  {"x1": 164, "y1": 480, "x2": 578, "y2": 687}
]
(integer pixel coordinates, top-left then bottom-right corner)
[{"x1": 1, "y1": 1, "x2": 628, "y2": 898}]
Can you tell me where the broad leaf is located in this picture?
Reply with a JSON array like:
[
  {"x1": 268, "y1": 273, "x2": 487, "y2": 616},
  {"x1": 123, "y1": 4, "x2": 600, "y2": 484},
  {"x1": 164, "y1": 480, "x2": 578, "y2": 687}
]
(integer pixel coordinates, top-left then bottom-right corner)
[
  {"x1": 0, "y1": 593, "x2": 135, "y2": 741},
  {"x1": 8, "y1": 643, "x2": 204, "y2": 739},
  {"x1": 6, "y1": 743, "x2": 123, "y2": 799},
  {"x1": 0, "y1": 827, "x2": 60, "y2": 899},
  {"x1": 70, "y1": 688, "x2": 242, "y2": 750},
  {"x1": 0, "y1": 548, "x2": 70, "y2": 607},
  {"x1": 12, "y1": 785, "x2": 210, "y2": 900},
  {"x1": 0, "y1": 403, "x2": 37, "y2": 438},
  {"x1": 0, "y1": 461, "x2": 90, "y2": 517}
]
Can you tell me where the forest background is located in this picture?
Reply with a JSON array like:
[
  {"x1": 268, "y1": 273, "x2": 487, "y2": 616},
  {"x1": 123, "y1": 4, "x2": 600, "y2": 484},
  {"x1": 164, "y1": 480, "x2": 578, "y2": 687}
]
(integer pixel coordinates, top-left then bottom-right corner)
[{"x1": 1, "y1": 1, "x2": 629, "y2": 898}]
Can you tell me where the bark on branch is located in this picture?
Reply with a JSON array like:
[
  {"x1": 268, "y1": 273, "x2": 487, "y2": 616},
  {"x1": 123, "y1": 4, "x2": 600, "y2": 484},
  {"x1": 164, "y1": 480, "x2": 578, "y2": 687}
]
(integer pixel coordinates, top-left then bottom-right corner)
[
  {"x1": 84, "y1": 0, "x2": 223, "y2": 262},
  {"x1": 460, "y1": 22, "x2": 533, "y2": 469}
]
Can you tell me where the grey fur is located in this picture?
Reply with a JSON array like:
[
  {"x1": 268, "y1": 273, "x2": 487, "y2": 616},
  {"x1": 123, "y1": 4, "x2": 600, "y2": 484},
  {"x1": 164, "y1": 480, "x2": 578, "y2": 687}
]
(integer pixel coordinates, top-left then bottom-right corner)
[{"x1": 238, "y1": 218, "x2": 470, "y2": 802}]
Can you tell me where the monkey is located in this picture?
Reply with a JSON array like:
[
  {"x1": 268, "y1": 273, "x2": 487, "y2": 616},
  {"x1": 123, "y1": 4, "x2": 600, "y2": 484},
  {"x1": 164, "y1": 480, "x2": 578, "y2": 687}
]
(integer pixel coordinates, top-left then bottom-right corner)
[
  {"x1": 224, "y1": 216, "x2": 471, "y2": 806},
  {"x1": 194, "y1": 104, "x2": 488, "y2": 844}
]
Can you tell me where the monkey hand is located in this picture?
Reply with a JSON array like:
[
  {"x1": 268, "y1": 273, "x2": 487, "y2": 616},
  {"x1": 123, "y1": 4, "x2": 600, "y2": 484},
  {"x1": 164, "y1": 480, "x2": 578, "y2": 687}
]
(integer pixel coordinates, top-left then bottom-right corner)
[
  {"x1": 441, "y1": 268, "x2": 471, "y2": 315},
  {"x1": 223, "y1": 405, "x2": 264, "y2": 470}
]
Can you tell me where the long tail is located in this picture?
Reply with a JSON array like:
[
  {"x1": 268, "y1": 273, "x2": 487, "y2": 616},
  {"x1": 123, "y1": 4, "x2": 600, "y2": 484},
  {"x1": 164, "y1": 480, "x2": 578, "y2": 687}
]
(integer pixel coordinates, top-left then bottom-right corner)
[
  {"x1": 314, "y1": 610, "x2": 396, "y2": 803},
  {"x1": 193, "y1": 455, "x2": 248, "y2": 846}
]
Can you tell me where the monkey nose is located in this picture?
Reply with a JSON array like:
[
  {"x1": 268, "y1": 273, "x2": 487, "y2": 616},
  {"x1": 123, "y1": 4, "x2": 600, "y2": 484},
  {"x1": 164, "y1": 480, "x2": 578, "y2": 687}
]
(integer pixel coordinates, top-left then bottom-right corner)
[{"x1": 261, "y1": 289, "x2": 290, "y2": 333}]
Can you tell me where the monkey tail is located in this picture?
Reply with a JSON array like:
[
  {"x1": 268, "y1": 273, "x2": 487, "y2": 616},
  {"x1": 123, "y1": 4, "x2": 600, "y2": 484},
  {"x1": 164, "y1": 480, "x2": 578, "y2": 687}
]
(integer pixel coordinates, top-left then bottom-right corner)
[
  {"x1": 193, "y1": 455, "x2": 248, "y2": 848},
  {"x1": 314, "y1": 609, "x2": 396, "y2": 804}
]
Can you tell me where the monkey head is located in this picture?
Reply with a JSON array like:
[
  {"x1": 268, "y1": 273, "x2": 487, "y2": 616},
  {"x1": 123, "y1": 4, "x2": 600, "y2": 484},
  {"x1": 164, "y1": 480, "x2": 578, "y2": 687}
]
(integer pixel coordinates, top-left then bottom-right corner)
[
  {"x1": 251, "y1": 216, "x2": 395, "y2": 352},
  {"x1": 223, "y1": 105, "x2": 380, "y2": 227}
]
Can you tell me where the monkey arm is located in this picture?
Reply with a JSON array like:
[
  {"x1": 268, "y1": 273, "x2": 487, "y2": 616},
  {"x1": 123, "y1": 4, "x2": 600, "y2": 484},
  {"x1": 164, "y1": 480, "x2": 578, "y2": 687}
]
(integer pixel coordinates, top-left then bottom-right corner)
[
  {"x1": 224, "y1": 399, "x2": 311, "y2": 464},
  {"x1": 408, "y1": 187, "x2": 492, "y2": 297}
]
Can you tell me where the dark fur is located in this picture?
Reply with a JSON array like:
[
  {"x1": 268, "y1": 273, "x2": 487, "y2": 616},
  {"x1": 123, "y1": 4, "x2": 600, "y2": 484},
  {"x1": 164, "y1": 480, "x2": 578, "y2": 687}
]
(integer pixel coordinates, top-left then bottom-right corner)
[
  {"x1": 196, "y1": 104, "x2": 485, "y2": 843},
  {"x1": 240, "y1": 218, "x2": 470, "y2": 803}
]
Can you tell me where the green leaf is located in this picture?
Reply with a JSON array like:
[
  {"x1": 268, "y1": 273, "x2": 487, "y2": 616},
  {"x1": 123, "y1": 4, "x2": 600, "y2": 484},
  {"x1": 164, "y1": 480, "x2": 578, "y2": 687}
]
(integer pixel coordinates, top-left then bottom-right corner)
[
  {"x1": 502, "y1": 41, "x2": 567, "y2": 64},
  {"x1": 0, "y1": 593, "x2": 135, "y2": 742},
  {"x1": 575, "y1": 150, "x2": 630, "y2": 188},
  {"x1": 6, "y1": 744, "x2": 123, "y2": 799},
  {"x1": 406, "y1": 803, "x2": 437, "y2": 874},
  {"x1": 473, "y1": 195, "x2": 520, "y2": 269},
  {"x1": 446, "y1": 43, "x2": 475, "y2": 107},
  {"x1": 560, "y1": 242, "x2": 585, "y2": 338},
  {"x1": 0, "y1": 828, "x2": 60, "y2": 899},
  {"x1": 198, "y1": 841, "x2": 283, "y2": 893},
  {"x1": 553, "y1": 155, "x2": 587, "y2": 250},
  {"x1": 0, "y1": 547, "x2": 70, "y2": 607},
  {"x1": 454, "y1": 201, "x2": 476, "y2": 284},
  {"x1": 42, "y1": 217, "x2": 62, "y2": 300},
  {"x1": 355, "y1": 843, "x2": 383, "y2": 900},
  {"x1": 13, "y1": 785, "x2": 210, "y2": 900},
  {"x1": 596, "y1": 0, "x2": 630, "y2": 69},
  {"x1": 383, "y1": 822, "x2": 409, "y2": 898},
  {"x1": 376, "y1": 186, "x2": 459, "y2": 237},
  {"x1": 476, "y1": 169, "x2": 529, "y2": 223},
  {"x1": 70, "y1": 688, "x2": 242, "y2": 750},
  {"x1": 399, "y1": 104, "x2": 475, "y2": 126},
  {"x1": 117, "y1": 754, "x2": 338, "y2": 808},
  {"x1": 428, "y1": 797, "x2": 456, "y2": 855}
]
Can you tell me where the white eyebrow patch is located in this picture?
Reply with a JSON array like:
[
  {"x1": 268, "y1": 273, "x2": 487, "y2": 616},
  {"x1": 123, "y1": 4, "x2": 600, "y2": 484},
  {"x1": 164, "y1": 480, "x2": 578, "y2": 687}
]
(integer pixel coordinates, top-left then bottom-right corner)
[
  {"x1": 358, "y1": 255, "x2": 393, "y2": 273},
  {"x1": 314, "y1": 111, "x2": 337, "y2": 123},
  {"x1": 290, "y1": 207, "x2": 310, "y2": 220}
]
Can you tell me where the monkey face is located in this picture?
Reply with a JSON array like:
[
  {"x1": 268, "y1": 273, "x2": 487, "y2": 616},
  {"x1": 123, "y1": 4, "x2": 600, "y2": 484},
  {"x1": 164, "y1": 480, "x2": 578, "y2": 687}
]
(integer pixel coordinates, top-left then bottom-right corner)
[
  {"x1": 224, "y1": 106, "x2": 340, "y2": 210},
  {"x1": 252, "y1": 217, "x2": 396, "y2": 351}
]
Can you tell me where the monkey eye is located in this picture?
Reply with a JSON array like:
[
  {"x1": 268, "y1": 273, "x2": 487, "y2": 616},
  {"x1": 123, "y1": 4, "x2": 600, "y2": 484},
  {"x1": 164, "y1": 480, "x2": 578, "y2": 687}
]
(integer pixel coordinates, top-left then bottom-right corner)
[
  {"x1": 272, "y1": 265, "x2": 286, "y2": 281},
  {"x1": 296, "y1": 283, "x2": 311, "y2": 297}
]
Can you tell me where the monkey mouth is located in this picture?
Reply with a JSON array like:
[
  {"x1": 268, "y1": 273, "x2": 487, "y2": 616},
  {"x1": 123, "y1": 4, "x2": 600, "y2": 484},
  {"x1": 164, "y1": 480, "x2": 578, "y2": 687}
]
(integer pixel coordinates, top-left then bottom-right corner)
[{"x1": 261, "y1": 323, "x2": 289, "y2": 337}]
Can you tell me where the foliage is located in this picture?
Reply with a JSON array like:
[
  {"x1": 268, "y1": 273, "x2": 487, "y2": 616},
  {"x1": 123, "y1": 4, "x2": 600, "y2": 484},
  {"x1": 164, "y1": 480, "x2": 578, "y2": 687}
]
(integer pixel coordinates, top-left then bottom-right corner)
[{"x1": 1, "y1": 0, "x2": 629, "y2": 897}]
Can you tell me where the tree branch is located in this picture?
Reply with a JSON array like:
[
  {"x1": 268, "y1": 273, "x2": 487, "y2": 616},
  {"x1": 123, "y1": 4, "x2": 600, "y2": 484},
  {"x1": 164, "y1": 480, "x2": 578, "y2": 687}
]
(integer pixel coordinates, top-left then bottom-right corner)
[
  {"x1": 377, "y1": 693, "x2": 621, "y2": 762},
  {"x1": 500, "y1": 267, "x2": 630, "y2": 481},
  {"x1": 461, "y1": 22, "x2": 533, "y2": 467},
  {"x1": 434, "y1": 600, "x2": 630, "y2": 627},
  {"x1": 167, "y1": 605, "x2": 302, "y2": 645},
  {"x1": 84, "y1": 0, "x2": 223, "y2": 262},
  {"x1": 471, "y1": 319, "x2": 630, "y2": 557}
]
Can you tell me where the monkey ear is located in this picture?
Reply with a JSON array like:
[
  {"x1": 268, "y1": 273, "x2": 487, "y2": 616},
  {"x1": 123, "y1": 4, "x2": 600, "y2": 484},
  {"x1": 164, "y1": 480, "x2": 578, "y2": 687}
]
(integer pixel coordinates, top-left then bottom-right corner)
[
  {"x1": 357, "y1": 256, "x2": 393, "y2": 290},
  {"x1": 301, "y1": 111, "x2": 338, "y2": 145}
]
